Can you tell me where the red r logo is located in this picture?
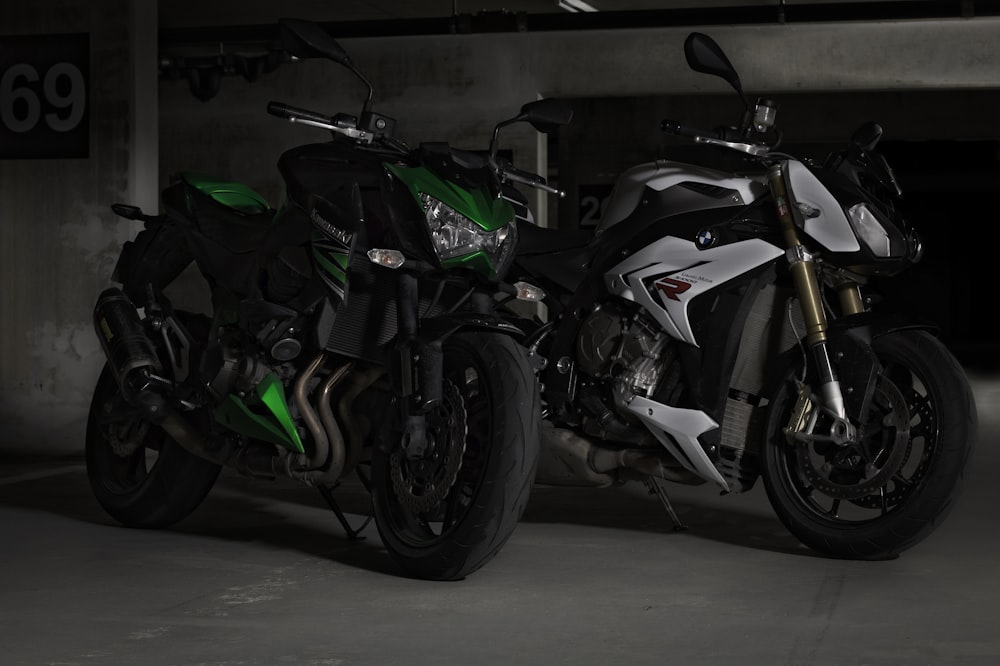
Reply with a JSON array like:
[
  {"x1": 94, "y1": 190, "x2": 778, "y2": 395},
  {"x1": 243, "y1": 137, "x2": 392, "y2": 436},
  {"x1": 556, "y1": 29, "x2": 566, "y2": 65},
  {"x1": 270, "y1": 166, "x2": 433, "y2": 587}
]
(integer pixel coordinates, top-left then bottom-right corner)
[{"x1": 654, "y1": 277, "x2": 692, "y2": 301}]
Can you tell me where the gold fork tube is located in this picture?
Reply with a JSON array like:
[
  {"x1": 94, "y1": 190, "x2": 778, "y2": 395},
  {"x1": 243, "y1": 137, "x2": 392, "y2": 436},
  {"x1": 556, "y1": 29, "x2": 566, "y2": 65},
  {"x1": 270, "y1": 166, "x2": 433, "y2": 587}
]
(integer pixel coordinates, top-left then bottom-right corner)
[
  {"x1": 767, "y1": 164, "x2": 828, "y2": 347},
  {"x1": 837, "y1": 282, "x2": 865, "y2": 316}
]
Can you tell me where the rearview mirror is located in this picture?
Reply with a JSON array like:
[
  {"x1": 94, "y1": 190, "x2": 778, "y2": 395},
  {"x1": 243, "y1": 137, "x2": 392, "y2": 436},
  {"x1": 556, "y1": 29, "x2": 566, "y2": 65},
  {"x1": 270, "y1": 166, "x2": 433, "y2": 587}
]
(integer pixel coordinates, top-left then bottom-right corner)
[
  {"x1": 520, "y1": 99, "x2": 574, "y2": 134},
  {"x1": 684, "y1": 32, "x2": 743, "y2": 97},
  {"x1": 279, "y1": 17, "x2": 351, "y2": 65},
  {"x1": 850, "y1": 121, "x2": 883, "y2": 151}
]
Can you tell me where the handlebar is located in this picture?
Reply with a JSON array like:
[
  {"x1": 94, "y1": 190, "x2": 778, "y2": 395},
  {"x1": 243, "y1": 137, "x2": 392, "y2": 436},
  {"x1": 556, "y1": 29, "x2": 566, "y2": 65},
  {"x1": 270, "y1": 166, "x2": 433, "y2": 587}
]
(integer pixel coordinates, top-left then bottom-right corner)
[
  {"x1": 267, "y1": 99, "x2": 378, "y2": 144},
  {"x1": 267, "y1": 101, "x2": 333, "y2": 126},
  {"x1": 502, "y1": 163, "x2": 565, "y2": 197},
  {"x1": 660, "y1": 119, "x2": 716, "y2": 140},
  {"x1": 660, "y1": 118, "x2": 770, "y2": 157}
]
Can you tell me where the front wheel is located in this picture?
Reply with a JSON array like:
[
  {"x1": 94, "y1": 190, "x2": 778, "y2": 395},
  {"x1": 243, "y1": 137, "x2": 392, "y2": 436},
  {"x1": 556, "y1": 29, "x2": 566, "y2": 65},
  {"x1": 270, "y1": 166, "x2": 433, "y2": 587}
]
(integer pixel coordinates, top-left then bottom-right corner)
[
  {"x1": 371, "y1": 331, "x2": 541, "y2": 580},
  {"x1": 761, "y1": 329, "x2": 976, "y2": 559}
]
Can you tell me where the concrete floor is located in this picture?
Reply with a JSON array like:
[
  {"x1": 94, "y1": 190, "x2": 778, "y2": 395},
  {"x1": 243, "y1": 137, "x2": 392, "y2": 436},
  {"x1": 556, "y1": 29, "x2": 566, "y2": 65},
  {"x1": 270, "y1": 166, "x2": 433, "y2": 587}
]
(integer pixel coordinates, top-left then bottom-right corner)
[{"x1": 2, "y1": 370, "x2": 998, "y2": 666}]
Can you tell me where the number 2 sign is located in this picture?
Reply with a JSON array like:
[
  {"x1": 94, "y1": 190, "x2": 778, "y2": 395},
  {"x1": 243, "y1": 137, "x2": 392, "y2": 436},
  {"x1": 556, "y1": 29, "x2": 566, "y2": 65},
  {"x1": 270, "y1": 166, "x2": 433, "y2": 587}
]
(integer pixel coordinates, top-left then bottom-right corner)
[{"x1": 0, "y1": 33, "x2": 89, "y2": 159}]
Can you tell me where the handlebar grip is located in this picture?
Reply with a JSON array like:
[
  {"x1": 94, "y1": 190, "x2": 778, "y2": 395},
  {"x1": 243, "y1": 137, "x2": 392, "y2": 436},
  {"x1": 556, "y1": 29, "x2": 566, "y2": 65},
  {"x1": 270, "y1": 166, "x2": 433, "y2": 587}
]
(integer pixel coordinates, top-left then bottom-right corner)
[
  {"x1": 267, "y1": 101, "x2": 332, "y2": 126},
  {"x1": 505, "y1": 165, "x2": 545, "y2": 186},
  {"x1": 267, "y1": 101, "x2": 290, "y2": 118},
  {"x1": 660, "y1": 119, "x2": 709, "y2": 138}
]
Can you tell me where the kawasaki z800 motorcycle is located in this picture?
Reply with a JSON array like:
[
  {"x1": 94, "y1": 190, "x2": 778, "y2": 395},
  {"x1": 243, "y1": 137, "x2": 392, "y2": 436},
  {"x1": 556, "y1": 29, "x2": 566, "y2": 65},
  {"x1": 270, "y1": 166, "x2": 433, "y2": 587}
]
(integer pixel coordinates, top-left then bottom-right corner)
[
  {"x1": 88, "y1": 18, "x2": 568, "y2": 580},
  {"x1": 502, "y1": 32, "x2": 976, "y2": 559}
]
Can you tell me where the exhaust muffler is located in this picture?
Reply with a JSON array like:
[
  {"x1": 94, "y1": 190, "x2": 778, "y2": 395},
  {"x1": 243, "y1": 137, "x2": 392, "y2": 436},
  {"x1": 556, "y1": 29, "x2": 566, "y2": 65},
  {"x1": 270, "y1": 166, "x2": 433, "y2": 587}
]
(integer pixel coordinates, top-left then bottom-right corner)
[{"x1": 93, "y1": 287, "x2": 169, "y2": 421}]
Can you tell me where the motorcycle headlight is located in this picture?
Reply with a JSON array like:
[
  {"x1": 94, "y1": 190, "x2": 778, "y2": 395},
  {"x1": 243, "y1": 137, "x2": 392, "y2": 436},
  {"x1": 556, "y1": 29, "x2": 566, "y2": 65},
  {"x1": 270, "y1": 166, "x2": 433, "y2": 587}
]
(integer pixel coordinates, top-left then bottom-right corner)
[
  {"x1": 420, "y1": 193, "x2": 517, "y2": 277},
  {"x1": 847, "y1": 202, "x2": 893, "y2": 258}
]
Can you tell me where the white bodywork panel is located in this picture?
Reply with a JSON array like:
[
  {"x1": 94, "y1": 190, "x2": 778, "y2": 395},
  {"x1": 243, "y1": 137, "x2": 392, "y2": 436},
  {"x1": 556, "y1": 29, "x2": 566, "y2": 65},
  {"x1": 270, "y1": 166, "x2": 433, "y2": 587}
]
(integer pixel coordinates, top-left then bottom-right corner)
[
  {"x1": 598, "y1": 160, "x2": 768, "y2": 233},
  {"x1": 626, "y1": 396, "x2": 729, "y2": 489},
  {"x1": 786, "y1": 160, "x2": 861, "y2": 253},
  {"x1": 605, "y1": 236, "x2": 784, "y2": 347}
]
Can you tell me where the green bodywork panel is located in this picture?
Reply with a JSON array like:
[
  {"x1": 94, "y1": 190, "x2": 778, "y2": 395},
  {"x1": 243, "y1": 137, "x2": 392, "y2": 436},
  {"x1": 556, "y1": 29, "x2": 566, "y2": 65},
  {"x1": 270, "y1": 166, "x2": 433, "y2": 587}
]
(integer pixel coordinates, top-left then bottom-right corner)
[
  {"x1": 385, "y1": 164, "x2": 513, "y2": 232},
  {"x1": 214, "y1": 373, "x2": 304, "y2": 452},
  {"x1": 441, "y1": 250, "x2": 493, "y2": 275},
  {"x1": 182, "y1": 171, "x2": 270, "y2": 215},
  {"x1": 312, "y1": 233, "x2": 350, "y2": 287}
]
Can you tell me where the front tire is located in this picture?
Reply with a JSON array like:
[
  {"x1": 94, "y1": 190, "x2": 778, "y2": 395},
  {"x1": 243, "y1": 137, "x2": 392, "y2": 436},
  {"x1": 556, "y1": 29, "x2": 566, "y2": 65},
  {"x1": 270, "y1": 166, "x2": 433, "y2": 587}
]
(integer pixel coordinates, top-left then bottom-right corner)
[
  {"x1": 761, "y1": 329, "x2": 976, "y2": 559},
  {"x1": 371, "y1": 331, "x2": 541, "y2": 580},
  {"x1": 86, "y1": 364, "x2": 221, "y2": 528}
]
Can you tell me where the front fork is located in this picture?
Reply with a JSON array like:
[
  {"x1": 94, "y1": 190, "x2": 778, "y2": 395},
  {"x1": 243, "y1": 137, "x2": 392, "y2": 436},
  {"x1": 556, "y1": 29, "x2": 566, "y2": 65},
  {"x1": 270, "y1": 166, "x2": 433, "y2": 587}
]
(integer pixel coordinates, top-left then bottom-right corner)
[
  {"x1": 393, "y1": 271, "x2": 440, "y2": 460},
  {"x1": 768, "y1": 163, "x2": 861, "y2": 445}
]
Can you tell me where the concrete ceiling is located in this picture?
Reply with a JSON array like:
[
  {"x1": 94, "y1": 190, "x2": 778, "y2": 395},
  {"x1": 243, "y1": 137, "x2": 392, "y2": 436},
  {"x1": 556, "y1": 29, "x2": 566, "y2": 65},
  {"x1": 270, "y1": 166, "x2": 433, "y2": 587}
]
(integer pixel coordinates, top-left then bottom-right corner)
[
  {"x1": 157, "y1": 1, "x2": 963, "y2": 36},
  {"x1": 159, "y1": 0, "x2": 789, "y2": 29}
]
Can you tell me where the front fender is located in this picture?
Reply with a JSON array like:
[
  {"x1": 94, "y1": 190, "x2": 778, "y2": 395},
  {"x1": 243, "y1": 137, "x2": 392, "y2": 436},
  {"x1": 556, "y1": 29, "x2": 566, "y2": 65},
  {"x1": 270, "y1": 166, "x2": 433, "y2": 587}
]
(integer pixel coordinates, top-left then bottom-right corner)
[
  {"x1": 827, "y1": 310, "x2": 940, "y2": 344},
  {"x1": 391, "y1": 312, "x2": 524, "y2": 411},
  {"x1": 765, "y1": 311, "x2": 939, "y2": 426},
  {"x1": 419, "y1": 311, "x2": 524, "y2": 343}
]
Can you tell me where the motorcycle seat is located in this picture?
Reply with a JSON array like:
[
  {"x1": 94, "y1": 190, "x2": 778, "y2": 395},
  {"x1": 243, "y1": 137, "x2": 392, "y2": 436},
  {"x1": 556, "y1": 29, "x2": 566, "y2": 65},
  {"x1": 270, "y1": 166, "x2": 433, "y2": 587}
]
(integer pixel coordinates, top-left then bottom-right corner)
[{"x1": 164, "y1": 172, "x2": 276, "y2": 254}]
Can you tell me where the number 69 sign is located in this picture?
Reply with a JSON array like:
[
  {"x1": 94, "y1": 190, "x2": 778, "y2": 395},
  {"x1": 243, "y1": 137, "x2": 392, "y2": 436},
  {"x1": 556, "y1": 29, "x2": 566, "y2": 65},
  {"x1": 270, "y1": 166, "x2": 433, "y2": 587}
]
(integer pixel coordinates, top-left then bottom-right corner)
[{"x1": 0, "y1": 33, "x2": 89, "y2": 159}]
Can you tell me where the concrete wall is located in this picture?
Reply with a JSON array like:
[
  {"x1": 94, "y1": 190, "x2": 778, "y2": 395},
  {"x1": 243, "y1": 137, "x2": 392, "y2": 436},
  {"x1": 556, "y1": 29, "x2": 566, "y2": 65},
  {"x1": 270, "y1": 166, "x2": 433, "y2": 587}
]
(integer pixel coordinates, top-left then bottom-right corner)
[
  {"x1": 3, "y1": 9, "x2": 999, "y2": 453},
  {"x1": 0, "y1": 1, "x2": 156, "y2": 451},
  {"x1": 159, "y1": 17, "x2": 1000, "y2": 213}
]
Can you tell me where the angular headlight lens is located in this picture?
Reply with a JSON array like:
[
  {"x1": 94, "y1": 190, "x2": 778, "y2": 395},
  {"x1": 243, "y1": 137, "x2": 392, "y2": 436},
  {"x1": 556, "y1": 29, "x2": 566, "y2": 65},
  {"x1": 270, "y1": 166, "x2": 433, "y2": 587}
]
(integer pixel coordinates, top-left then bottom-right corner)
[
  {"x1": 420, "y1": 193, "x2": 516, "y2": 274},
  {"x1": 847, "y1": 202, "x2": 892, "y2": 258}
]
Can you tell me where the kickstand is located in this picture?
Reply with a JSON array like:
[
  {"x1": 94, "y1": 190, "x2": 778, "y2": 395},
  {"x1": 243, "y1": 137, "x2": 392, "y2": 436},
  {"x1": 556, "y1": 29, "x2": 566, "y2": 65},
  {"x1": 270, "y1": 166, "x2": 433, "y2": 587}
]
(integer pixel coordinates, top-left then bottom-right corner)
[
  {"x1": 317, "y1": 471, "x2": 374, "y2": 541},
  {"x1": 644, "y1": 476, "x2": 688, "y2": 532}
]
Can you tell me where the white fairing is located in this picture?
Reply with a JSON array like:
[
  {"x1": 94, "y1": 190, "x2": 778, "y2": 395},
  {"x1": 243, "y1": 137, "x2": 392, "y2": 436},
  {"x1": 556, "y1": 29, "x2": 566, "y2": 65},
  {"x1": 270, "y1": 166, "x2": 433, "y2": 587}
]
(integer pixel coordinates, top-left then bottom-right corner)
[
  {"x1": 597, "y1": 160, "x2": 768, "y2": 233},
  {"x1": 605, "y1": 236, "x2": 784, "y2": 347},
  {"x1": 625, "y1": 396, "x2": 728, "y2": 488},
  {"x1": 605, "y1": 235, "x2": 782, "y2": 491},
  {"x1": 786, "y1": 160, "x2": 860, "y2": 252}
]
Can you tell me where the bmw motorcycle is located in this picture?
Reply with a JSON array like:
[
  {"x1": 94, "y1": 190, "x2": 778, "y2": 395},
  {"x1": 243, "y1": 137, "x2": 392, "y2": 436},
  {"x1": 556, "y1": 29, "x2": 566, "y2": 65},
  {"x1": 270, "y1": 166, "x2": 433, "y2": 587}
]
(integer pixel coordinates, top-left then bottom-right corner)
[
  {"x1": 500, "y1": 32, "x2": 976, "y2": 559},
  {"x1": 87, "y1": 18, "x2": 570, "y2": 580}
]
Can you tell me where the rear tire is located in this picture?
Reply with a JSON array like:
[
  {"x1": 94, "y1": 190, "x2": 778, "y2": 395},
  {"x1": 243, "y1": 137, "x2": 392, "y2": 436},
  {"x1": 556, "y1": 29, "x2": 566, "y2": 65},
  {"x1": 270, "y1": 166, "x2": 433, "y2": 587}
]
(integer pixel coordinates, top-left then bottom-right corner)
[
  {"x1": 761, "y1": 329, "x2": 976, "y2": 559},
  {"x1": 371, "y1": 332, "x2": 541, "y2": 580},
  {"x1": 86, "y1": 364, "x2": 221, "y2": 528}
]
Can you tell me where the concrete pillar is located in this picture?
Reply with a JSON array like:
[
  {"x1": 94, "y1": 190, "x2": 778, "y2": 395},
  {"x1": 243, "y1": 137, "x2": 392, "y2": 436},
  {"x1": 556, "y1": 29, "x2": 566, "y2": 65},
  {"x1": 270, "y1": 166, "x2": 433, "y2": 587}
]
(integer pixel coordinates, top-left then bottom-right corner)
[{"x1": 0, "y1": 0, "x2": 154, "y2": 451}]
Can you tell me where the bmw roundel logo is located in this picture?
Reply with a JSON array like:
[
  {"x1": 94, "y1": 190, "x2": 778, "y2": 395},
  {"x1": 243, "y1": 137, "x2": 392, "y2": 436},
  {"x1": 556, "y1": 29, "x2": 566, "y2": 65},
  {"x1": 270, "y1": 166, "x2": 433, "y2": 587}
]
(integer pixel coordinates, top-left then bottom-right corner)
[{"x1": 696, "y1": 228, "x2": 718, "y2": 249}]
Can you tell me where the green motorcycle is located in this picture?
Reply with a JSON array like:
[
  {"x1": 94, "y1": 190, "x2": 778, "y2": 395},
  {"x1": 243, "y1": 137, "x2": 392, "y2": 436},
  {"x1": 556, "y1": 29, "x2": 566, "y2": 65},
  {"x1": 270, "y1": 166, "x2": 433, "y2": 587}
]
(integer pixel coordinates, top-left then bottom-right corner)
[{"x1": 87, "y1": 18, "x2": 570, "y2": 580}]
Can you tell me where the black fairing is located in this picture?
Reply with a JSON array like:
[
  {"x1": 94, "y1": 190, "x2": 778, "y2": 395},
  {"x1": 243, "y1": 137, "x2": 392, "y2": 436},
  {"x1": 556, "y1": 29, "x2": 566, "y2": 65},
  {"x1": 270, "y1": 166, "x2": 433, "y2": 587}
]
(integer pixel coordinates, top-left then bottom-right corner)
[
  {"x1": 279, "y1": 142, "x2": 386, "y2": 234},
  {"x1": 805, "y1": 164, "x2": 917, "y2": 274},
  {"x1": 418, "y1": 143, "x2": 497, "y2": 195}
]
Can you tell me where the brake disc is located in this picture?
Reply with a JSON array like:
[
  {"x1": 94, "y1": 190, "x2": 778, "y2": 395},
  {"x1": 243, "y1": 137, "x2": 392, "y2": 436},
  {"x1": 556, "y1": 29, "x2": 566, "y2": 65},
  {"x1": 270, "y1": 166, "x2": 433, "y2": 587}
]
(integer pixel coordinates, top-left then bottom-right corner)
[
  {"x1": 796, "y1": 374, "x2": 911, "y2": 500},
  {"x1": 390, "y1": 380, "x2": 468, "y2": 515}
]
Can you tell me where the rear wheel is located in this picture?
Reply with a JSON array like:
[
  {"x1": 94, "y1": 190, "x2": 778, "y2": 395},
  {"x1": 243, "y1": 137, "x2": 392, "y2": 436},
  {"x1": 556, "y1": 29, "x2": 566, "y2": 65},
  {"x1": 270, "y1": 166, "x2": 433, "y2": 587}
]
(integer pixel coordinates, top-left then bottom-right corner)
[
  {"x1": 86, "y1": 364, "x2": 221, "y2": 528},
  {"x1": 761, "y1": 329, "x2": 976, "y2": 559},
  {"x1": 371, "y1": 332, "x2": 541, "y2": 580}
]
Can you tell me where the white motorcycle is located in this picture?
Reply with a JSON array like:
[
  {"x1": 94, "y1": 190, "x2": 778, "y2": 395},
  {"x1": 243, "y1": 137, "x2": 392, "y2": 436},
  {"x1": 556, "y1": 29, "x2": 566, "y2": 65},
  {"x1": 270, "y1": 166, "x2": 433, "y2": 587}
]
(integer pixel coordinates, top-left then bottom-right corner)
[{"x1": 499, "y1": 31, "x2": 976, "y2": 559}]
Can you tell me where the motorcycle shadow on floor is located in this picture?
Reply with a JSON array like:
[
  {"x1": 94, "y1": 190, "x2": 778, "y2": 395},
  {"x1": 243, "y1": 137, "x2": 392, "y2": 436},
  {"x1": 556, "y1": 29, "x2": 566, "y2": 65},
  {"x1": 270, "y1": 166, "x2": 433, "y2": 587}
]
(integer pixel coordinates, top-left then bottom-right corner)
[
  {"x1": 521, "y1": 481, "x2": 812, "y2": 558},
  {"x1": 203, "y1": 468, "x2": 812, "y2": 558},
  {"x1": 0, "y1": 458, "x2": 397, "y2": 576},
  {"x1": 0, "y1": 453, "x2": 810, "y2": 567},
  {"x1": 170, "y1": 469, "x2": 395, "y2": 575}
]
